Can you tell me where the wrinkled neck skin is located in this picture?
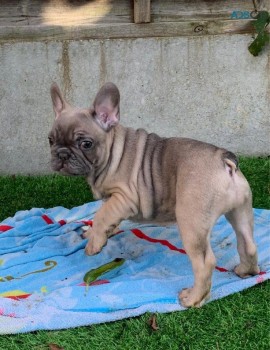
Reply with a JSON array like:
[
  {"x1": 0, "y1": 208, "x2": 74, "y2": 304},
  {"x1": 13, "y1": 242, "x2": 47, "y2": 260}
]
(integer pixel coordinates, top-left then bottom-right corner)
[{"x1": 86, "y1": 125, "x2": 117, "y2": 198}]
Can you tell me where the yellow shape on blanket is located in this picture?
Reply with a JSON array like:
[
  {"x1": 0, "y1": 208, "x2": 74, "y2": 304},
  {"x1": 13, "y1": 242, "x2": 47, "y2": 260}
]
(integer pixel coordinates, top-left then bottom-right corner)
[
  {"x1": 40, "y1": 286, "x2": 48, "y2": 293},
  {"x1": 0, "y1": 289, "x2": 29, "y2": 298},
  {"x1": 0, "y1": 259, "x2": 4, "y2": 266}
]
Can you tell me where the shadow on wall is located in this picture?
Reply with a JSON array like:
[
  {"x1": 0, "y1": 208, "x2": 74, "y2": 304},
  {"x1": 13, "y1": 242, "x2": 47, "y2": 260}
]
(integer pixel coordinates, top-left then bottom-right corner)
[
  {"x1": 43, "y1": 0, "x2": 112, "y2": 25},
  {"x1": 0, "y1": 0, "x2": 132, "y2": 27}
]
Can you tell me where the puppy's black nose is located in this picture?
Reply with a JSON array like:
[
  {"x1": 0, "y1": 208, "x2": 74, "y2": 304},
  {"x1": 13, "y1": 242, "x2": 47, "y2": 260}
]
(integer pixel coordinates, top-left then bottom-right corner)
[{"x1": 57, "y1": 148, "x2": 71, "y2": 161}]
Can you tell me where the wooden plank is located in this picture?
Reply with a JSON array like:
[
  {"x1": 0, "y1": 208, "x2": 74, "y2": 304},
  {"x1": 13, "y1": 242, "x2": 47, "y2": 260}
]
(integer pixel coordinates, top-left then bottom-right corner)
[
  {"x1": 0, "y1": 0, "x2": 132, "y2": 26},
  {"x1": 0, "y1": 0, "x2": 266, "y2": 42},
  {"x1": 151, "y1": 0, "x2": 267, "y2": 22},
  {"x1": 0, "y1": 20, "x2": 257, "y2": 43},
  {"x1": 1, "y1": 0, "x2": 267, "y2": 27},
  {"x1": 253, "y1": 0, "x2": 269, "y2": 11},
  {"x1": 134, "y1": 0, "x2": 151, "y2": 23}
]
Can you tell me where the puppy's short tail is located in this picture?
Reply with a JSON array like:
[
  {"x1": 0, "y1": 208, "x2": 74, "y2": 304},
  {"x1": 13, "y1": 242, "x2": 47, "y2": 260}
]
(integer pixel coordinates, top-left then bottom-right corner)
[{"x1": 222, "y1": 151, "x2": 238, "y2": 176}]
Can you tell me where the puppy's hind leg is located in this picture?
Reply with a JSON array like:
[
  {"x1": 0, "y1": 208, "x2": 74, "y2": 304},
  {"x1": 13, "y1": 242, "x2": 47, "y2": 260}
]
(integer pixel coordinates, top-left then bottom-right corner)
[
  {"x1": 176, "y1": 207, "x2": 216, "y2": 308},
  {"x1": 225, "y1": 191, "x2": 260, "y2": 278}
]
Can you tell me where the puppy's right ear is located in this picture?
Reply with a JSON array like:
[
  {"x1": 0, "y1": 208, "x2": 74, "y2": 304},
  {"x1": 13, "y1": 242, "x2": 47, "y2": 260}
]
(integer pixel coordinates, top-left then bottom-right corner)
[
  {"x1": 93, "y1": 82, "x2": 120, "y2": 131},
  {"x1": 50, "y1": 83, "x2": 68, "y2": 119}
]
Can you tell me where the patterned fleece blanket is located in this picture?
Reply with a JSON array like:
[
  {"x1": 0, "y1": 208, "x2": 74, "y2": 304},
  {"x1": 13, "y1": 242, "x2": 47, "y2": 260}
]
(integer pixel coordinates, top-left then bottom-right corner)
[{"x1": 0, "y1": 201, "x2": 269, "y2": 334}]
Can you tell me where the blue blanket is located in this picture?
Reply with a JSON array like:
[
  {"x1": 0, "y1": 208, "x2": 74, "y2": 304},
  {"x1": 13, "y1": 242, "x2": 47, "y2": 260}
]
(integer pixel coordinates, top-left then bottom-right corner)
[{"x1": 0, "y1": 201, "x2": 269, "y2": 334}]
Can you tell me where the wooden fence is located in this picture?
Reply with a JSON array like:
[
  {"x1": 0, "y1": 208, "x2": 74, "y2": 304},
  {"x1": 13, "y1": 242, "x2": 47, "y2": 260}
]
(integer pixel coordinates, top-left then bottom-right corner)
[{"x1": 0, "y1": 0, "x2": 268, "y2": 42}]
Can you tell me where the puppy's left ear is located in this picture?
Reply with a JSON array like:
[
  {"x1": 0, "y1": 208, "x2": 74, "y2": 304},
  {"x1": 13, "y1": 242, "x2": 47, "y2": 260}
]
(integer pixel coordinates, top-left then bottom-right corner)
[
  {"x1": 93, "y1": 82, "x2": 120, "y2": 131},
  {"x1": 50, "y1": 83, "x2": 69, "y2": 119}
]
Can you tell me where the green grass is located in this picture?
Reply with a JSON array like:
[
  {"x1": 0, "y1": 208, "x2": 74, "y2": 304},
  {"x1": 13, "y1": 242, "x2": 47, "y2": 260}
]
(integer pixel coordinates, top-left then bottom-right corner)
[
  {"x1": 0, "y1": 157, "x2": 269, "y2": 350},
  {"x1": 238, "y1": 157, "x2": 270, "y2": 209},
  {"x1": 0, "y1": 175, "x2": 93, "y2": 222}
]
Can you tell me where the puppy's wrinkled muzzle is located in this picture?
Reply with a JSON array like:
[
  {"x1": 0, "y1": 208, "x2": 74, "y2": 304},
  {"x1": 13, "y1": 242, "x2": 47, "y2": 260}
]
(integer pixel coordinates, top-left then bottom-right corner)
[{"x1": 57, "y1": 147, "x2": 71, "y2": 161}]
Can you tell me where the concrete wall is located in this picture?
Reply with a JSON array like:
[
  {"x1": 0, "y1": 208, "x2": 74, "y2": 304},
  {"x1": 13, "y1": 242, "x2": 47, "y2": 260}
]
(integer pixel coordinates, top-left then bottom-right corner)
[{"x1": 0, "y1": 34, "x2": 269, "y2": 174}]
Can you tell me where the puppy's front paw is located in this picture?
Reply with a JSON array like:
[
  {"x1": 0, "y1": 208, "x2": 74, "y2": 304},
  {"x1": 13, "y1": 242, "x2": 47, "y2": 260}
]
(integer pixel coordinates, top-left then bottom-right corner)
[{"x1": 85, "y1": 232, "x2": 108, "y2": 256}]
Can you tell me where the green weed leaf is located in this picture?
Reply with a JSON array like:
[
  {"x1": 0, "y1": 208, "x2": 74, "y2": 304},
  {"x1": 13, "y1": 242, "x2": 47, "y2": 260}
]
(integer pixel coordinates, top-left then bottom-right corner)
[
  {"x1": 253, "y1": 11, "x2": 270, "y2": 33},
  {"x1": 248, "y1": 31, "x2": 270, "y2": 56},
  {"x1": 249, "y1": 11, "x2": 270, "y2": 56},
  {"x1": 83, "y1": 258, "x2": 125, "y2": 292}
]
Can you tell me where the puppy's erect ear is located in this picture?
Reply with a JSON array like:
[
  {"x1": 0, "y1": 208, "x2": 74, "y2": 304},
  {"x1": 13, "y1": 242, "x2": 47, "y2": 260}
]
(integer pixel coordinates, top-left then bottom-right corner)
[
  {"x1": 93, "y1": 82, "x2": 120, "y2": 131},
  {"x1": 50, "y1": 83, "x2": 69, "y2": 119}
]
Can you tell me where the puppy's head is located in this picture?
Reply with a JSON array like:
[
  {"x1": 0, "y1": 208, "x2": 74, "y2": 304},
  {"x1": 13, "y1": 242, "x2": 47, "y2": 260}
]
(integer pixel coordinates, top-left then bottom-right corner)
[{"x1": 48, "y1": 82, "x2": 120, "y2": 176}]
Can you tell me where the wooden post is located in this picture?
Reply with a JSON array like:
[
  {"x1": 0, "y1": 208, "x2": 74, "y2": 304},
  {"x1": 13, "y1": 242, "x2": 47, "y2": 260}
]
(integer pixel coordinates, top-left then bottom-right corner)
[{"x1": 134, "y1": 0, "x2": 151, "y2": 23}]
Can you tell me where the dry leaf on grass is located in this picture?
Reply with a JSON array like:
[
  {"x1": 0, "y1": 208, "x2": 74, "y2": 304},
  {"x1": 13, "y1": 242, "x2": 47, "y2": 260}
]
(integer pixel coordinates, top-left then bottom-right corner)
[
  {"x1": 148, "y1": 313, "x2": 159, "y2": 331},
  {"x1": 48, "y1": 344, "x2": 64, "y2": 350}
]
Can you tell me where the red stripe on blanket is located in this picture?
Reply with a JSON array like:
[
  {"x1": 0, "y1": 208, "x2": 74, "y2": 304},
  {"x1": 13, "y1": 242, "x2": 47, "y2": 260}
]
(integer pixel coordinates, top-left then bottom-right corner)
[
  {"x1": 5, "y1": 294, "x2": 32, "y2": 301},
  {"x1": 87, "y1": 225, "x2": 253, "y2": 275},
  {"x1": 259, "y1": 271, "x2": 266, "y2": 275},
  {"x1": 0, "y1": 225, "x2": 13, "y2": 232},
  {"x1": 130, "y1": 228, "x2": 187, "y2": 254},
  {"x1": 41, "y1": 215, "x2": 54, "y2": 225},
  {"x1": 58, "y1": 220, "x2": 66, "y2": 226},
  {"x1": 82, "y1": 220, "x2": 93, "y2": 226},
  {"x1": 130, "y1": 228, "x2": 229, "y2": 273},
  {"x1": 215, "y1": 266, "x2": 228, "y2": 272}
]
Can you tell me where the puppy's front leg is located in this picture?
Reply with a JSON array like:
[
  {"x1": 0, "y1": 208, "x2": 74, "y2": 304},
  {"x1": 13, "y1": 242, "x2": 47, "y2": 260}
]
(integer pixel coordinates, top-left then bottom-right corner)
[{"x1": 85, "y1": 195, "x2": 134, "y2": 255}]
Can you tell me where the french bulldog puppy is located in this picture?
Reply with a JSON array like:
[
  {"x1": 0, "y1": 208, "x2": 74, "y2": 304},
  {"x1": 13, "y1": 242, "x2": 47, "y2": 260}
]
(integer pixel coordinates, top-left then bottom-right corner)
[{"x1": 48, "y1": 82, "x2": 260, "y2": 307}]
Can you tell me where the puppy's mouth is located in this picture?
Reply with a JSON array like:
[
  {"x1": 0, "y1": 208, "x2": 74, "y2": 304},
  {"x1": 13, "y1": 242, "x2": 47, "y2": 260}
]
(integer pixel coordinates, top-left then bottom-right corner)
[
  {"x1": 59, "y1": 163, "x2": 81, "y2": 176},
  {"x1": 51, "y1": 156, "x2": 91, "y2": 176}
]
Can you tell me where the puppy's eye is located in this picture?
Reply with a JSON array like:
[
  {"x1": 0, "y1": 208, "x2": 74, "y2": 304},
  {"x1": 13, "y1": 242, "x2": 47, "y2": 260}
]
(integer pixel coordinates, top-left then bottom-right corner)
[
  {"x1": 48, "y1": 137, "x2": 53, "y2": 146},
  {"x1": 81, "y1": 140, "x2": 93, "y2": 150}
]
